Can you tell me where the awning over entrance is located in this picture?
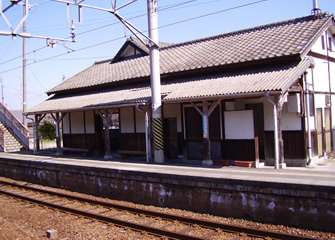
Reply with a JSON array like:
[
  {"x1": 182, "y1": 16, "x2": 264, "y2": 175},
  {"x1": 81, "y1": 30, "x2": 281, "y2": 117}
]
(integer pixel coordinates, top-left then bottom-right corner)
[{"x1": 26, "y1": 58, "x2": 312, "y2": 115}]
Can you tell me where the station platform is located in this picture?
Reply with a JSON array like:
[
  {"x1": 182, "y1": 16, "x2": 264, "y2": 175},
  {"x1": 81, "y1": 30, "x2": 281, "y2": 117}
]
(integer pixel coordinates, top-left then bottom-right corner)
[
  {"x1": 0, "y1": 151, "x2": 334, "y2": 232},
  {"x1": 0, "y1": 151, "x2": 334, "y2": 187}
]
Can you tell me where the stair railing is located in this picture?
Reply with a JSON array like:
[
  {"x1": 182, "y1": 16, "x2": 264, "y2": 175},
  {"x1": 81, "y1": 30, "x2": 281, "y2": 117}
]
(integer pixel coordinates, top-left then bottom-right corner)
[
  {"x1": 0, "y1": 103, "x2": 29, "y2": 150},
  {"x1": 0, "y1": 127, "x2": 5, "y2": 152}
]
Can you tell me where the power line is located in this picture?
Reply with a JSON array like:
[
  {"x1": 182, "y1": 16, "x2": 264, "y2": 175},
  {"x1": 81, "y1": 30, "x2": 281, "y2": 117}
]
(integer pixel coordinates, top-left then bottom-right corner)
[
  {"x1": 28, "y1": 56, "x2": 112, "y2": 61},
  {"x1": 28, "y1": 65, "x2": 47, "y2": 91},
  {"x1": 0, "y1": 35, "x2": 127, "y2": 74},
  {"x1": 0, "y1": 0, "x2": 269, "y2": 74},
  {"x1": 159, "y1": 0, "x2": 269, "y2": 30},
  {"x1": 0, "y1": 0, "x2": 202, "y2": 66}
]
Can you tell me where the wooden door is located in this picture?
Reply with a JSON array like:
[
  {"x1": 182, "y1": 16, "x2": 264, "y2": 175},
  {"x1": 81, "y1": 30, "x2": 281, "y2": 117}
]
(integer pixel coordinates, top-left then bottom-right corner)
[
  {"x1": 184, "y1": 107, "x2": 203, "y2": 160},
  {"x1": 316, "y1": 108, "x2": 324, "y2": 156},
  {"x1": 247, "y1": 104, "x2": 265, "y2": 159},
  {"x1": 164, "y1": 118, "x2": 178, "y2": 159},
  {"x1": 325, "y1": 108, "x2": 331, "y2": 153}
]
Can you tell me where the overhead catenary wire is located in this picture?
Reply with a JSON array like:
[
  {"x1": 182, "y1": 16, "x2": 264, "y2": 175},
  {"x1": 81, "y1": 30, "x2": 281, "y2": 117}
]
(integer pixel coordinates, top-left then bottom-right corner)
[
  {"x1": 0, "y1": 0, "x2": 252, "y2": 65},
  {"x1": 0, "y1": 0, "x2": 269, "y2": 74},
  {"x1": 0, "y1": 0, "x2": 197, "y2": 66},
  {"x1": 0, "y1": 35, "x2": 127, "y2": 74}
]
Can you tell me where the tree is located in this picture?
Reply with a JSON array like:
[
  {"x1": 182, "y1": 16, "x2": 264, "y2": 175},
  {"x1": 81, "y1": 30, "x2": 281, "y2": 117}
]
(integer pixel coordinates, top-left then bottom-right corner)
[{"x1": 39, "y1": 121, "x2": 56, "y2": 140}]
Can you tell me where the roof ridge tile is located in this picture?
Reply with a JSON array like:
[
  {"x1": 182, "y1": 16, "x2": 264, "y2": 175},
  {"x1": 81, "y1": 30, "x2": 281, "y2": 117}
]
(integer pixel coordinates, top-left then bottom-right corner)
[{"x1": 162, "y1": 14, "x2": 331, "y2": 50}]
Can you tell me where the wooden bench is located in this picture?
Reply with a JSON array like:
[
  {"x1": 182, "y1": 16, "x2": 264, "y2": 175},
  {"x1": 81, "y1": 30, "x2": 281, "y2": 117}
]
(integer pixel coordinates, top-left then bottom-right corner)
[
  {"x1": 118, "y1": 150, "x2": 146, "y2": 159},
  {"x1": 61, "y1": 147, "x2": 89, "y2": 156}
]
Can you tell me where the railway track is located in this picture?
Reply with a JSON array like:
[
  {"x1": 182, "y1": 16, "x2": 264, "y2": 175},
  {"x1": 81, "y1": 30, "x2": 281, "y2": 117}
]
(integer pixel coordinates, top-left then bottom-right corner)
[{"x1": 0, "y1": 178, "x2": 318, "y2": 240}]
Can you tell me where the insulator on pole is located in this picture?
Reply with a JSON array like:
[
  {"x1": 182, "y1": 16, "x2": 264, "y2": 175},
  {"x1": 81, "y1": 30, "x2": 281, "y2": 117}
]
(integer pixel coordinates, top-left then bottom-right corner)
[{"x1": 71, "y1": 21, "x2": 75, "y2": 41}]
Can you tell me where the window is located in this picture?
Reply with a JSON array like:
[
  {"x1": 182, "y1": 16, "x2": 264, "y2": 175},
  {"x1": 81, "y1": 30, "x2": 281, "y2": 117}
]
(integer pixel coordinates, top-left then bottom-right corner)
[
  {"x1": 329, "y1": 37, "x2": 333, "y2": 51},
  {"x1": 111, "y1": 113, "x2": 119, "y2": 129},
  {"x1": 309, "y1": 94, "x2": 314, "y2": 117},
  {"x1": 321, "y1": 35, "x2": 325, "y2": 50}
]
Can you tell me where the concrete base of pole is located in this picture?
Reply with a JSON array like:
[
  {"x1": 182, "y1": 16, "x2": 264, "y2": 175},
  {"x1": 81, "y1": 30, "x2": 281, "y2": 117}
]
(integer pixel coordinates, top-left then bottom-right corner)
[
  {"x1": 279, "y1": 163, "x2": 287, "y2": 169},
  {"x1": 56, "y1": 151, "x2": 63, "y2": 156},
  {"x1": 202, "y1": 160, "x2": 213, "y2": 166},
  {"x1": 104, "y1": 155, "x2": 113, "y2": 160},
  {"x1": 154, "y1": 150, "x2": 164, "y2": 163},
  {"x1": 254, "y1": 162, "x2": 265, "y2": 168}
]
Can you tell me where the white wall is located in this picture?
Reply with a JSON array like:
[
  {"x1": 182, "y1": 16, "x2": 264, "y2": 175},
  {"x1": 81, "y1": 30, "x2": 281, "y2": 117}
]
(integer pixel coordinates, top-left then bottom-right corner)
[
  {"x1": 312, "y1": 58, "x2": 331, "y2": 93},
  {"x1": 63, "y1": 112, "x2": 94, "y2": 134},
  {"x1": 71, "y1": 112, "x2": 85, "y2": 134},
  {"x1": 120, "y1": 107, "x2": 134, "y2": 133},
  {"x1": 224, "y1": 110, "x2": 254, "y2": 139},
  {"x1": 163, "y1": 103, "x2": 182, "y2": 132},
  {"x1": 63, "y1": 113, "x2": 70, "y2": 134},
  {"x1": 135, "y1": 110, "x2": 145, "y2": 133},
  {"x1": 85, "y1": 111, "x2": 95, "y2": 134},
  {"x1": 310, "y1": 29, "x2": 335, "y2": 59},
  {"x1": 264, "y1": 98, "x2": 302, "y2": 131}
]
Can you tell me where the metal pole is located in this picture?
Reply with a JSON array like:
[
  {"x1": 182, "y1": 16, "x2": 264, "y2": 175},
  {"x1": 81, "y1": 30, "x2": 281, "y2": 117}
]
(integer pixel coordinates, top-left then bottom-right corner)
[
  {"x1": 273, "y1": 102, "x2": 279, "y2": 169},
  {"x1": 135, "y1": 104, "x2": 151, "y2": 163},
  {"x1": 145, "y1": 111, "x2": 151, "y2": 163},
  {"x1": 22, "y1": 0, "x2": 28, "y2": 125},
  {"x1": 0, "y1": 77, "x2": 4, "y2": 104},
  {"x1": 304, "y1": 73, "x2": 312, "y2": 164},
  {"x1": 148, "y1": 0, "x2": 164, "y2": 163},
  {"x1": 265, "y1": 93, "x2": 279, "y2": 169}
]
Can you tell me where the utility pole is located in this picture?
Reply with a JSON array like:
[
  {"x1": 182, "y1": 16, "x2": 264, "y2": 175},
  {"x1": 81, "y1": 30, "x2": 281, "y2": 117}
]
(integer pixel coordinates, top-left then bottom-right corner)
[
  {"x1": 148, "y1": 0, "x2": 164, "y2": 163},
  {"x1": 22, "y1": 0, "x2": 28, "y2": 125},
  {"x1": 0, "y1": 77, "x2": 4, "y2": 104},
  {"x1": 28, "y1": 0, "x2": 165, "y2": 162},
  {"x1": 1, "y1": 0, "x2": 73, "y2": 126}
]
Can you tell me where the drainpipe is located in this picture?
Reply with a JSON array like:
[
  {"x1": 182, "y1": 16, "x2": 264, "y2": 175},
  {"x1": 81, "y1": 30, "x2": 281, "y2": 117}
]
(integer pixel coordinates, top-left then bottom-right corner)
[
  {"x1": 326, "y1": 32, "x2": 333, "y2": 152},
  {"x1": 25, "y1": 115, "x2": 36, "y2": 154},
  {"x1": 303, "y1": 73, "x2": 313, "y2": 165},
  {"x1": 136, "y1": 104, "x2": 150, "y2": 163},
  {"x1": 265, "y1": 92, "x2": 279, "y2": 169}
]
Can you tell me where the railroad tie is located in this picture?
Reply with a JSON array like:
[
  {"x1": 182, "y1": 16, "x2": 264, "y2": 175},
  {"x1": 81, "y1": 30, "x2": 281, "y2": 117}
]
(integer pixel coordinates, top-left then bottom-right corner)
[
  {"x1": 201, "y1": 231, "x2": 218, "y2": 239},
  {"x1": 127, "y1": 217, "x2": 142, "y2": 222},
  {"x1": 177, "y1": 227, "x2": 194, "y2": 235},
  {"x1": 143, "y1": 220, "x2": 156, "y2": 226}
]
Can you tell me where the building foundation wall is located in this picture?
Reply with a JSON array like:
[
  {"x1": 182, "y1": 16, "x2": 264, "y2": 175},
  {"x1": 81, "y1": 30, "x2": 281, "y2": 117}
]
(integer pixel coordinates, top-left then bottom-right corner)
[{"x1": 0, "y1": 158, "x2": 334, "y2": 232}]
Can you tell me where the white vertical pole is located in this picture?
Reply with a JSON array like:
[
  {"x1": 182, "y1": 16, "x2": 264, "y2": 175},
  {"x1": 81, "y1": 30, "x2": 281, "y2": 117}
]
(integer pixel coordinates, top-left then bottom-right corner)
[
  {"x1": 148, "y1": 0, "x2": 164, "y2": 163},
  {"x1": 145, "y1": 111, "x2": 150, "y2": 163},
  {"x1": 273, "y1": 103, "x2": 279, "y2": 169},
  {"x1": 265, "y1": 93, "x2": 279, "y2": 169},
  {"x1": 0, "y1": 77, "x2": 4, "y2": 104},
  {"x1": 22, "y1": 0, "x2": 28, "y2": 125}
]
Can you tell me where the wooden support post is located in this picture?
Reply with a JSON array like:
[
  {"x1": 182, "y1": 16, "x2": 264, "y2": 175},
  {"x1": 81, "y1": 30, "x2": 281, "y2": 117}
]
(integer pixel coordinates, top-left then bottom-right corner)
[
  {"x1": 104, "y1": 109, "x2": 111, "y2": 160},
  {"x1": 274, "y1": 95, "x2": 287, "y2": 169},
  {"x1": 51, "y1": 112, "x2": 67, "y2": 156},
  {"x1": 55, "y1": 113, "x2": 62, "y2": 155},
  {"x1": 254, "y1": 131, "x2": 260, "y2": 168},
  {"x1": 34, "y1": 114, "x2": 46, "y2": 151},
  {"x1": 98, "y1": 109, "x2": 114, "y2": 160},
  {"x1": 190, "y1": 99, "x2": 220, "y2": 165},
  {"x1": 202, "y1": 101, "x2": 211, "y2": 162}
]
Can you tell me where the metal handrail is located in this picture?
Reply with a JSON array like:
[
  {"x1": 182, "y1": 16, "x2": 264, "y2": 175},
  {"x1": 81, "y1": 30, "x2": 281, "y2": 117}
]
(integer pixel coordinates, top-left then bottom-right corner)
[
  {"x1": 0, "y1": 103, "x2": 29, "y2": 149},
  {"x1": 0, "y1": 127, "x2": 5, "y2": 152}
]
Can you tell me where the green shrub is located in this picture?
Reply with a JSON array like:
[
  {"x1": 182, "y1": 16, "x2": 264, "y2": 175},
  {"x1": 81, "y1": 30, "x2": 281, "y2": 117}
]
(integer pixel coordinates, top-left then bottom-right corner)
[{"x1": 39, "y1": 121, "x2": 56, "y2": 140}]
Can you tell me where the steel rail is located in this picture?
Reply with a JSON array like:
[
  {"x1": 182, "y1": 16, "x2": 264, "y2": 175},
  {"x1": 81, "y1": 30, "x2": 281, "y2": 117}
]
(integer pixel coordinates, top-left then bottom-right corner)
[
  {"x1": 0, "y1": 179, "x2": 318, "y2": 240},
  {"x1": 0, "y1": 187, "x2": 203, "y2": 240}
]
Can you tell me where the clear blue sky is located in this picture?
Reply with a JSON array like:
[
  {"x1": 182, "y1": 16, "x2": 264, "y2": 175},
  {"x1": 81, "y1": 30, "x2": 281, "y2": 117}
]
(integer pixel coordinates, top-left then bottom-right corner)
[{"x1": 0, "y1": 0, "x2": 334, "y2": 110}]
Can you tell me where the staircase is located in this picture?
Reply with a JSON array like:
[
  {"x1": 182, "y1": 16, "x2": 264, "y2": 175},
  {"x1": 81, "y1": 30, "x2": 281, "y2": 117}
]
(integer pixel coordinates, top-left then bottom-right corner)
[{"x1": 0, "y1": 103, "x2": 29, "y2": 152}]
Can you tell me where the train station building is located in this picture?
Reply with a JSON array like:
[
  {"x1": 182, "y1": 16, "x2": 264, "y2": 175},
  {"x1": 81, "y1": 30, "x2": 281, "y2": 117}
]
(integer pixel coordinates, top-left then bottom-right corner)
[{"x1": 26, "y1": 13, "x2": 335, "y2": 167}]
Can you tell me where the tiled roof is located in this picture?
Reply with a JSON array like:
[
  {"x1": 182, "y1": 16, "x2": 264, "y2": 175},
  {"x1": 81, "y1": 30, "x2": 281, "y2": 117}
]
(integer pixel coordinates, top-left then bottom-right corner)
[
  {"x1": 26, "y1": 58, "x2": 312, "y2": 114},
  {"x1": 28, "y1": 86, "x2": 152, "y2": 114},
  {"x1": 163, "y1": 58, "x2": 312, "y2": 101},
  {"x1": 47, "y1": 14, "x2": 333, "y2": 95}
]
